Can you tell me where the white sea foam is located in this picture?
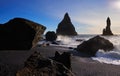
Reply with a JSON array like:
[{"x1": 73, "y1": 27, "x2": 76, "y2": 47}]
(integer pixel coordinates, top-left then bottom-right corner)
[
  {"x1": 92, "y1": 49, "x2": 120, "y2": 65},
  {"x1": 39, "y1": 34, "x2": 120, "y2": 65},
  {"x1": 92, "y1": 35, "x2": 120, "y2": 65},
  {"x1": 57, "y1": 35, "x2": 120, "y2": 65},
  {"x1": 56, "y1": 35, "x2": 81, "y2": 48}
]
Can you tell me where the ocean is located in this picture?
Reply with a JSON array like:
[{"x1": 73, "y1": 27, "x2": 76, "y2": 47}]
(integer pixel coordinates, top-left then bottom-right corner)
[{"x1": 56, "y1": 34, "x2": 120, "y2": 65}]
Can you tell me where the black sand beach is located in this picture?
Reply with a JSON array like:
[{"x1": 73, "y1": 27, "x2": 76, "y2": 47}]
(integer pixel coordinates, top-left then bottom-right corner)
[{"x1": 1, "y1": 45, "x2": 120, "y2": 76}]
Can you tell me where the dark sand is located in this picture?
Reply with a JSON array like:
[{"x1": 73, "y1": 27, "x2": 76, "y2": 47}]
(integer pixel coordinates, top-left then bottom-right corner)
[{"x1": 0, "y1": 45, "x2": 120, "y2": 76}]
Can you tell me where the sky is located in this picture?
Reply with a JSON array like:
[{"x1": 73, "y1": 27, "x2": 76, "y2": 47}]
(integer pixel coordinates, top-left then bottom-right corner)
[{"x1": 1, "y1": 0, "x2": 120, "y2": 34}]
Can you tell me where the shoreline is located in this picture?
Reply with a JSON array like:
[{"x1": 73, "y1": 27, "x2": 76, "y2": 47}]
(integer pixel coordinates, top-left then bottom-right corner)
[{"x1": 0, "y1": 45, "x2": 120, "y2": 76}]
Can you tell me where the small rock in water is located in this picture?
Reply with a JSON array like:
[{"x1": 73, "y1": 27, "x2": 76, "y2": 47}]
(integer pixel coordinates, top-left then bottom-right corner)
[
  {"x1": 52, "y1": 41, "x2": 60, "y2": 45},
  {"x1": 45, "y1": 31, "x2": 57, "y2": 41},
  {"x1": 76, "y1": 39, "x2": 84, "y2": 42},
  {"x1": 69, "y1": 47, "x2": 74, "y2": 49}
]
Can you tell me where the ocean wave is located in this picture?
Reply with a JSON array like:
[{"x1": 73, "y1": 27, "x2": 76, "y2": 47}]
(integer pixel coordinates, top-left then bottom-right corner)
[
  {"x1": 92, "y1": 49, "x2": 120, "y2": 65},
  {"x1": 39, "y1": 35, "x2": 120, "y2": 65}
]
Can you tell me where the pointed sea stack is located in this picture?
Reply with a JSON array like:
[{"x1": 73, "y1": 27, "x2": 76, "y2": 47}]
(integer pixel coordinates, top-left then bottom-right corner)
[
  {"x1": 102, "y1": 17, "x2": 113, "y2": 35},
  {"x1": 56, "y1": 13, "x2": 77, "y2": 36}
]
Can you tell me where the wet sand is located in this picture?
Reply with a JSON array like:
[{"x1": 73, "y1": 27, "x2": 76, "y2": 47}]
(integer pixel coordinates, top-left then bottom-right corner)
[{"x1": 0, "y1": 45, "x2": 120, "y2": 76}]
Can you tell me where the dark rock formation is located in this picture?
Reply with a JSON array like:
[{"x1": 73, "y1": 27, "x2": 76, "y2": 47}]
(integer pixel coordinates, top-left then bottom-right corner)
[
  {"x1": 16, "y1": 51, "x2": 74, "y2": 76},
  {"x1": 102, "y1": 17, "x2": 113, "y2": 35},
  {"x1": 52, "y1": 51, "x2": 71, "y2": 70},
  {"x1": 76, "y1": 36, "x2": 114, "y2": 57},
  {"x1": 56, "y1": 13, "x2": 77, "y2": 36},
  {"x1": 0, "y1": 18, "x2": 46, "y2": 50},
  {"x1": 45, "y1": 31, "x2": 57, "y2": 41}
]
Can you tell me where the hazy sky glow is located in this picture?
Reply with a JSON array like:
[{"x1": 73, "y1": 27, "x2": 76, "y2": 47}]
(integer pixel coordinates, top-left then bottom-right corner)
[{"x1": 1, "y1": 0, "x2": 120, "y2": 34}]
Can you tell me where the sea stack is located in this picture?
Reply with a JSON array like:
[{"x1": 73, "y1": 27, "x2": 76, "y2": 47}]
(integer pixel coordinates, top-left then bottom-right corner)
[
  {"x1": 56, "y1": 13, "x2": 77, "y2": 36},
  {"x1": 102, "y1": 17, "x2": 113, "y2": 35}
]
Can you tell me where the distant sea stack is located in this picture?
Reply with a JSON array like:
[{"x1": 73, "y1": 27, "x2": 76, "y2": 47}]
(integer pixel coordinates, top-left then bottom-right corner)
[
  {"x1": 0, "y1": 18, "x2": 46, "y2": 50},
  {"x1": 56, "y1": 13, "x2": 77, "y2": 36},
  {"x1": 102, "y1": 17, "x2": 113, "y2": 35}
]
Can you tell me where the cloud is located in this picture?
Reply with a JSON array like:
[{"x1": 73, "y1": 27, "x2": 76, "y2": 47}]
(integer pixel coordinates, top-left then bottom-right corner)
[
  {"x1": 40, "y1": 0, "x2": 111, "y2": 34},
  {"x1": 72, "y1": 17, "x2": 105, "y2": 34},
  {"x1": 2, "y1": 0, "x2": 119, "y2": 34},
  {"x1": 33, "y1": 0, "x2": 120, "y2": 34},
  {"x1": 109, "y1": 0, "x2": 120, "y2": 10}
]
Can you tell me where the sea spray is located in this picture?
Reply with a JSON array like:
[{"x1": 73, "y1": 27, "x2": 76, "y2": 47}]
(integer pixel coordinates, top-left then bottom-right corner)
[
  {"x1": 56, "y1": 35, "x2": 81, "y2": 48},
  {"x1": 102, "y1": 35, "x2": 120, "y2": 50},
  {"x1": 57, "y1": 35, "x2": 120, "y2": 65},
  {"x1": 39, "y1": 34, "x2": 120, "y2": 65},
  {"x1": 91, "y1": 35, "x2": 120, "y2": 65},
  {"x1": 92, "y1": 48, "x2": 120, "y2": 65}
]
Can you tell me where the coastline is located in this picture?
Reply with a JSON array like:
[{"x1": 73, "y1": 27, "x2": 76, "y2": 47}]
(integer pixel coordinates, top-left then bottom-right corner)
[{"x1": 0, "y1": 45, "x2": 120, "y2": 76}]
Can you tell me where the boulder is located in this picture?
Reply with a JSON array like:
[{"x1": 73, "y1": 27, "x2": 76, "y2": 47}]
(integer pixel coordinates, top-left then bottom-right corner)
[
  {"x1": 52, "y1": 51, "x2": 71, "y2": 70},
  {"x1": 102, "y1": 17, "x2": 113, "y2": 35},
  {"x1": 45, "y1": 31, "x2": 57, "y2": 41},
  {"x1": 76, "y1": 36, "x2": 114, "y2": 57},
  {"x1": 0, "y1": 18, "x2": 46, "y2": 50},
  {"x1": 16, "y1": 51, "x2": 74, "y2": 76},
  {"x1": 56, "y1": 13, "x2": 77, "y2": 36}
]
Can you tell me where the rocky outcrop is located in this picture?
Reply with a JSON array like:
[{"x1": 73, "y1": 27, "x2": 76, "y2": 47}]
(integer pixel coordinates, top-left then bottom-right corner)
[
  {"x1": 56, "y1": 13, "x2": 77, "y2": 36},
  {"x1": 0, "y1": 18, "x2": 46, "y2": 50},
  {"x1": 45, "y1": 31, "x2": 57, "y2": 41},
  {"x1": 52, "y1": 51, "x2": 71, "y2": 70},
  {"x1": 76, "y1": 36, "x2": 114, "y2": 57},
  {"x1": 102, "y1": 17, "x2": 113, "y2": 35},
  {"x1": 16, "y1": 51, "x2": 74, "y2": 76}
]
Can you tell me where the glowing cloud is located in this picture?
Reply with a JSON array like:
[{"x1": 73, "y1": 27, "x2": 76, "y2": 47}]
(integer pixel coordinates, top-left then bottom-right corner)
[{"x1": 110, "y1": 0, "x2": 120, "y2": 10}]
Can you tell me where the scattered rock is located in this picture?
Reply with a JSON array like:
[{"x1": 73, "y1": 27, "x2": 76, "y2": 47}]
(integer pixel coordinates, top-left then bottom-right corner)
[
  {"x1": 76, "y1": 39, "x2": 84, "y2": 42},
  {"x1": 52, "y1": 41, "x2": 59, "y2": 45},
  {"x1": 16, "y1": 51, "x2": 74, "y2": 76},
  {"x1": 56, "y1": 13, "x2": 77, "y2": 36},
  {"x1": 0, "y1": 18, "x2": 46, "y2": 50},
  {"x1": 76, "y1": 36, "x2": 114, "y2": 57},
  {"x1": 69, "y1": 47, "x2": 75, "y2": 49},
  {"x1": 102, "y1": 17, "x2": 113, "y2": 35},
  {"x1": 45, "y1": 31, "x2": 57, "y2": 41}
]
